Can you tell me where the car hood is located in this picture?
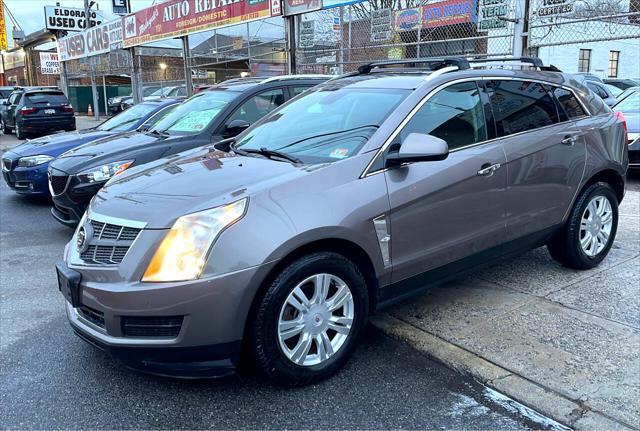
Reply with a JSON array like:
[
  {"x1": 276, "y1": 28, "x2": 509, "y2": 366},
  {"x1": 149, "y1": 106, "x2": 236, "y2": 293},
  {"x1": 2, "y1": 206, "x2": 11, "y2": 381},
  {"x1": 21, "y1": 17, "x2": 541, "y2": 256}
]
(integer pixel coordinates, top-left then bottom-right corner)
[
  {"x1": 5, "y1": 129, "x2": 117, "y2": 158},
  {"x1": 49, "y1": 131, "x2": 168, "y2": 174},
  {"x1": 91, "y1": 147, "x2": 308, "y2": 228}
]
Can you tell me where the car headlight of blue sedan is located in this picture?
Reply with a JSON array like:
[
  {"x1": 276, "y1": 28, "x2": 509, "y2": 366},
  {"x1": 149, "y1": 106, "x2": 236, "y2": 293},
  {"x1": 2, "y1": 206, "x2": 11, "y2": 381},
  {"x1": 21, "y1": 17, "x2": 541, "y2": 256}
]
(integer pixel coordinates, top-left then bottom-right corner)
[{"x1": 17, "y1": 155, "x2": 55, "y2": 167}]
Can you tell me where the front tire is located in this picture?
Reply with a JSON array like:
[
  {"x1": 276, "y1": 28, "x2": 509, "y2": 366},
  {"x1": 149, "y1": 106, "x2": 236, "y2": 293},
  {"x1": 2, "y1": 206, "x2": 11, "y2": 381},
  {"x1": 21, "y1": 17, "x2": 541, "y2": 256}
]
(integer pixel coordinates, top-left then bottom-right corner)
[
  {"x1": 250, "y1": 252, "x2": 369, "y2": 386},
  {"x1": 0, "y1": 118, "x2": 8, "y2": 135},
  {"x1": 548, "y1": 182, "x2": 618, "y2": 270},
  {"x1": 15, "y1": 122, "x2": 26, "y2": 140}
]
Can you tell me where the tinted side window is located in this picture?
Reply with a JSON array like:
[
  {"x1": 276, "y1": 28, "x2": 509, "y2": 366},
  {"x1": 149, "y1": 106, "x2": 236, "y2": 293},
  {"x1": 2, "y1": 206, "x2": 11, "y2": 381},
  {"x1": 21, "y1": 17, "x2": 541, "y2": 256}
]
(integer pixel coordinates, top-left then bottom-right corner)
[
  {"x1": 487, "y1": 80, "x2": 560, "y2": 135},
  {"x1": 552, "y1": 87, "x2": 586, "y2": 119},
  {"x1": 226, "y1": 88, "x2": 286, "y2": 125},
  {"x1": 399, "y1": 81, "x2": 487, "y2": 150},
  {"x1": 291, "y1": 86, "x2": 312, "y2": 97},
  {"x1": 587, "y1": 82, "x2": 607, "y2": 98}
]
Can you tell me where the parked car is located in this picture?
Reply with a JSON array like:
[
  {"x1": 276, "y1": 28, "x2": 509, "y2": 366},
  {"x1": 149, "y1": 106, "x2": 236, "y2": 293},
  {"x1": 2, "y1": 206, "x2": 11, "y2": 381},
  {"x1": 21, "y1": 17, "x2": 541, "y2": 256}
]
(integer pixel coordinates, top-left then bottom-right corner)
[
  {"x1": 585, "y1": 80, "x2": 618, "y2": 107},
  {"x1": 1, "y1": 87, "x2": 75, "y2": 139},
  {"x1": 109, "y1": 86, "x2": 161, "y2": 114},
  {"x1": 1, "y1": 98, "x2": 182, "y2": 197},
  {"x1": 0, "y1": 86, "x2": 14, "y2": 105},
  {"x1": 575, "y1": 72, "x2": 604, "y2": 83},
  {"x1": 55, "y1": 58, "x2": 627, "y2": 384},
  {"x1": 613, "y1": 91, "x2": 640, "y2": 169},
  {"x1": 604, "y1": 78, "x2": 640, "y2": 90},
  {"x1": 616, "y1": 86, "x2": 639, "y2": 104},
  {"x1": 605, "y1": 83, "x2": 623, "y2": 98},
  {"x1": 120, "y1": 86, "x2": 188, "y2": 109},
  {"x1": 48, "y1": 75, "x2": 329, "y2": 226}
]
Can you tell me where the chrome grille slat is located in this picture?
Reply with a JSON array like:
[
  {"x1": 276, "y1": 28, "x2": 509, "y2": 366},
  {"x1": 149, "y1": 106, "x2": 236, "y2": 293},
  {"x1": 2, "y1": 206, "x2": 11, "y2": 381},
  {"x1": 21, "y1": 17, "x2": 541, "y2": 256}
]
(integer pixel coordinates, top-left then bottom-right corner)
[
  {"x1": 79, "y1": 219, "x2": 142, "y2": 266},
  {"x1": 49, "y1": 175, "x2": 69, "y2": 195}
]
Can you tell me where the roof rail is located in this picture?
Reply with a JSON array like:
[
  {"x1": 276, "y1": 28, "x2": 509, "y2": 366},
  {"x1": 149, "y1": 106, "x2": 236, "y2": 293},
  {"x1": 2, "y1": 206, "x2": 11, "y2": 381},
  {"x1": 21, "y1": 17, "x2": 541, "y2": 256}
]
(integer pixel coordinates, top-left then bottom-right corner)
[
  {"x1": 357, "y1": 57, "x2": 471, "y2": 74},
  {"x1": 467, "y1": 57, "x2": 562, "y2": 72},
  {"x1": 259, "y1": 74, "x2": 334, "y2": 84}
]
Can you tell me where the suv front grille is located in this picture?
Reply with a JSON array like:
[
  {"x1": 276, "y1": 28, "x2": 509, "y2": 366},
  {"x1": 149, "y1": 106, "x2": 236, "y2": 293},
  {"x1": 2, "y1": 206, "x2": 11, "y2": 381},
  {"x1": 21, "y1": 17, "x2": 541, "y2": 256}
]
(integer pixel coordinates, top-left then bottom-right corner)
[
  {"x1": 121, "y1": 316, "x2": 184, "y2": 338},
  {"x1": 49, "y1": 175, "x2": 69, "y2": 195},
  {"x1": 78, "y1": 219, "x2": 142, "y2": 266},
  {"x1": 2, "y1": 158, "x2": 12, "y2": 172}
]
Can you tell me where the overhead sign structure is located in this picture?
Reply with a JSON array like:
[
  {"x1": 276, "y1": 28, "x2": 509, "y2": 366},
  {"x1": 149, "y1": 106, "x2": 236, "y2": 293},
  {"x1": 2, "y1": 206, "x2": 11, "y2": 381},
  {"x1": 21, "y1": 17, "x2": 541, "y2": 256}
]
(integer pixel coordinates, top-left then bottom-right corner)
[
  {"x1": 44, "y1": 5, "x2": 105, "y2": 31},
  {"x1": 0, "y1": 1, "x2": 7, "y2": 51},
  {"x1": 122, "y1": 0, "x2": 279, "y2": 48},
  {"x1": 283, "y1": 0, "x2": 322, "y2": 16},
  {"x1": 39, "y1": 52, "x2": 60, "y2": 74},
  {"x1": 57, "y1": 19, "x2": 123, "y2": 61}
]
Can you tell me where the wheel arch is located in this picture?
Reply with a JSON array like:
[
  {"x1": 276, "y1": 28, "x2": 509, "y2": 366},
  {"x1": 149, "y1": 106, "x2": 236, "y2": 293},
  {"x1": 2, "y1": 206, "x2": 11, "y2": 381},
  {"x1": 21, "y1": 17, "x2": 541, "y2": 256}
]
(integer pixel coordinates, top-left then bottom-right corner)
[{"x1": 580, "y1": 168, "x2": 625, "y2": 204}]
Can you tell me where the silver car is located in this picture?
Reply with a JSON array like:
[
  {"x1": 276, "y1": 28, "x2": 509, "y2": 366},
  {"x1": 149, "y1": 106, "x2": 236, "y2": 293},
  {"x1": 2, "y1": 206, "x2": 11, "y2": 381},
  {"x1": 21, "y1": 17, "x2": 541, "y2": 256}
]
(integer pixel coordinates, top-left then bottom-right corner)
[{"x1": 57, "y1": 58, "x2": 628, "y2": 385}]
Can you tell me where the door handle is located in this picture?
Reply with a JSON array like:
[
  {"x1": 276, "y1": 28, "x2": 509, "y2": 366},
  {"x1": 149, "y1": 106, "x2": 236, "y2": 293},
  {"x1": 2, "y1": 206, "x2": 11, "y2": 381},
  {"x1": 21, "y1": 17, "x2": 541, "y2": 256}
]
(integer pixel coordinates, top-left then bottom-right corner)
[
  {"x1": 477, "y1": 163, "x2": 501, "y2": 177},
  {"x1": 561, "y1": 135, "x2": 577, "y2": 146}
]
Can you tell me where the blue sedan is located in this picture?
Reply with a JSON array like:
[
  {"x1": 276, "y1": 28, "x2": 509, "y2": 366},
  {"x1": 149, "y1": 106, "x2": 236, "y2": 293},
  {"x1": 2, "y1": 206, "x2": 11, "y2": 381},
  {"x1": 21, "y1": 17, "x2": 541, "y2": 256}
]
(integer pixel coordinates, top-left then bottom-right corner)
[{"x1": 1, "y1": 98, "x2": 181, "y2": 197}]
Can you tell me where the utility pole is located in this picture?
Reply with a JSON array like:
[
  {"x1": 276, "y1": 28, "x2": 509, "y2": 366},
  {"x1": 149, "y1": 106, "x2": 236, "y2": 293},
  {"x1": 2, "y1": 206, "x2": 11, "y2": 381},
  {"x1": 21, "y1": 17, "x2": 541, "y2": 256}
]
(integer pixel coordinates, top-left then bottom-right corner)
[
  {"x1": 513, "y1": 0, "x2": 530, "y2": 57},
  {"x1": 182, "y1": 36, "x2": 193, "y2": 97},
  {"x1": 84, "y1": 0, "x2": 100, "y2": 120},
  {"x1": 285, "y1": 16, "x2": 296, "y2": 74}
]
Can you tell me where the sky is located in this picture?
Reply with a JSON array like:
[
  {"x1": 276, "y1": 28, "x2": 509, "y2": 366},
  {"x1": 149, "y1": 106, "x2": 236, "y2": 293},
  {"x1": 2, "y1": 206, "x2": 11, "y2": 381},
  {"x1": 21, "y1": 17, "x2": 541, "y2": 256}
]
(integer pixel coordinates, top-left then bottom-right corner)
[{"x1": 2, "y1": 0, "x2": 284, "y2": 50}]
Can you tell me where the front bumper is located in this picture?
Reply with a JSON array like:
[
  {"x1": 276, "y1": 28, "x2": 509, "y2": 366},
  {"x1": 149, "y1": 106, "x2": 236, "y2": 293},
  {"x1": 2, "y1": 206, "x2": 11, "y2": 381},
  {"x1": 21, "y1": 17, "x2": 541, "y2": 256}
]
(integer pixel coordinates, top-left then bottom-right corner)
[
  {"x1": 1, "y1": 156, "x2": 50, "y2": 196},
  {"x1": 50, "y1": 174, "x2": 105, "y2": 226},
  {"x1": 59, "y1": 255, "x2": 277, "y2": 378}
]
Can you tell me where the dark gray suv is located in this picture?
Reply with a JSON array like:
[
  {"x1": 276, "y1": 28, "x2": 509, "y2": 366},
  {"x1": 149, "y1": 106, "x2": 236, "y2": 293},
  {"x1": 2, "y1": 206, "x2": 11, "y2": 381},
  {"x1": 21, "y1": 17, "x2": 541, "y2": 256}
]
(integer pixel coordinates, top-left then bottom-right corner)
[{"x1": 56, "y1": 58, "x2": 628, "y2": 385}]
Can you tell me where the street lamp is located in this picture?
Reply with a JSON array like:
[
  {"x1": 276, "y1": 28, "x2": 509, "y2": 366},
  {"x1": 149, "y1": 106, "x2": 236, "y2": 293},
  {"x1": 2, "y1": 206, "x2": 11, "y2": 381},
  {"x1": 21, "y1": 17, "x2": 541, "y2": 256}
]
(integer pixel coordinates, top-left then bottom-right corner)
[{"x1": 159, "y1": 62, "x2": 167, "y2": 94}]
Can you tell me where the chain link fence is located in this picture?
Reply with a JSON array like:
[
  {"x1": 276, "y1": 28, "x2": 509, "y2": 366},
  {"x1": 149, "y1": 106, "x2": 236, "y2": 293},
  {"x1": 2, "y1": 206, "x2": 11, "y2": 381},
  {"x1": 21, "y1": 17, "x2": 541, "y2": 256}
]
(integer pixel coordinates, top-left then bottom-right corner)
[
  {"x1": 295, "y1": 0, "x2": 517, "y2": 73},
  {"x1": 529, "y1": 0, "x2": 640, "y2": 47}
]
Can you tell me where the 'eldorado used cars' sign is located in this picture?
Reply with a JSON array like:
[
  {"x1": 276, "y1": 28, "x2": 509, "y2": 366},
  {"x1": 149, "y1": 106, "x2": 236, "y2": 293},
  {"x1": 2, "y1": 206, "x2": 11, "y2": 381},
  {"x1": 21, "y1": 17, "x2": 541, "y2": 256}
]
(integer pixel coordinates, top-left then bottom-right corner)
[
  {"x1": 57, "y1": 19, "x2": 123, "y2": 61},
  {"x1": 122, "y1": 0, "x2": 281, "y2": 48}
]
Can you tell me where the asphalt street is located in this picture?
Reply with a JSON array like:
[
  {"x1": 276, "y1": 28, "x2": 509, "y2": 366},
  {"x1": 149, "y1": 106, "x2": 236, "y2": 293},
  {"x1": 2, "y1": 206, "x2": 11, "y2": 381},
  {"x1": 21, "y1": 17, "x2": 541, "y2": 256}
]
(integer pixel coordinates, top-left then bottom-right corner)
[{"x1": 0, "y1": 127, "x2": 575, "y2": 430}]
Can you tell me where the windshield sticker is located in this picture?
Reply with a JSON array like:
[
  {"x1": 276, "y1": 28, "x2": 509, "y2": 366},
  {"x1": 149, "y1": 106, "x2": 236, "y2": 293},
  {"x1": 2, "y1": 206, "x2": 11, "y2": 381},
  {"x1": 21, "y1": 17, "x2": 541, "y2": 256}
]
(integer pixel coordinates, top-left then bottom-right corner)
[
  {"x1": 329, "y1": 148, "x2": 350, "y2": 159},
  {"x1": 168, "y1": 108, "x2": 222, "y2": 132}
]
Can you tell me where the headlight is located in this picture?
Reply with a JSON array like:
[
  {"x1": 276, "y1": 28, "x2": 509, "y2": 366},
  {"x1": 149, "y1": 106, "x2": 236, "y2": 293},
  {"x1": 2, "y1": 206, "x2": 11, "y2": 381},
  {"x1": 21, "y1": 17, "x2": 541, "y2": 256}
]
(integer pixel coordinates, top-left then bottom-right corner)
[
  {"x1": 77, "y1": 160, "x2": 133, "y2": 183},
  {"x1": 142, "y1": 198, "x2": 248, "y2": 282},
  {"x1": 17, "y1": 155, "x2": 54, "y2": 167}
]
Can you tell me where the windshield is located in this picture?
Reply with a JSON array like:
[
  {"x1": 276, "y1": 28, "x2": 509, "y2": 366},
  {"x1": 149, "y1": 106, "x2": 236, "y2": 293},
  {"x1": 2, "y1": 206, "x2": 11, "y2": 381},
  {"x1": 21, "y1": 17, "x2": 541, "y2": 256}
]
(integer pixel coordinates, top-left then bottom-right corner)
[
  {"x1": 235, "y1": 88, "x2": 409, "y2": 163},
  {"x1": 143, "y1": 87, "x2": 160, "y2": 97},
  {"x1": 615, "y1": 92, "x2": 640, "y2": 112},
  {"x1": 97, "y1": 103, "x2": 160, "y2": 131},
  {"x1": 26, "y1": 92, "x2": 68, "y2": 105},
  {"x1": 150, "y1": 90, "x2": 239, "y2": 135},
  {"x1": 0, "y1": 89, "x2": 12, "y2": 99},
  {"x1": 606, "y1": 84, "x2": 623, "y2": 97}
]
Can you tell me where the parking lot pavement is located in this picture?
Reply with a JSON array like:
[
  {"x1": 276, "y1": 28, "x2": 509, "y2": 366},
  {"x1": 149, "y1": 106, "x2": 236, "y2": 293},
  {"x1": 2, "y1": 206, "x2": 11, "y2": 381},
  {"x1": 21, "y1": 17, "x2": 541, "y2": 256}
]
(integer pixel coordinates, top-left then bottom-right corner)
[
  {"x1": 0, "y1": 116, "x2": 101, "y2": 152},
  {"x1": 376, "y1": 173, "x2": 640, "y2": 430},
  {"x1": 0, "y1": 183, "x2": 564, "y2": 429}
]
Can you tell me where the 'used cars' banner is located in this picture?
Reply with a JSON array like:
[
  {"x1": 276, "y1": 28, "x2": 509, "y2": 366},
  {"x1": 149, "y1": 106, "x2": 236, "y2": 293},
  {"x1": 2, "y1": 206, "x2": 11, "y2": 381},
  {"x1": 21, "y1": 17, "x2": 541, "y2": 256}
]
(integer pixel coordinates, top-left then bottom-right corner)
[
  {"x1": 123, "y1": 0, "x2": 280, "y2": 48},
  {"x1": 57, "y1": 19, "x2": 123, "y2": 62}
]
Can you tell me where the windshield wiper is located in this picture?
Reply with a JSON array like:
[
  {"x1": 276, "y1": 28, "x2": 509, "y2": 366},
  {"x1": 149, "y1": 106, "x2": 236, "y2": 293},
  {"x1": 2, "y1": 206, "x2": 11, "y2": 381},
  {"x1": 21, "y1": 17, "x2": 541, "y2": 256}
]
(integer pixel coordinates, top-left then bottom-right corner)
[
  {"x1": 243, "y1": 147, "x2": 302, "y2": 164},
  {"x1": 275, "y1": 125, "x2": 380, "y2": 151},
  {"x1": 146, "y1": 129, "x2": 169, "y2": 137}
]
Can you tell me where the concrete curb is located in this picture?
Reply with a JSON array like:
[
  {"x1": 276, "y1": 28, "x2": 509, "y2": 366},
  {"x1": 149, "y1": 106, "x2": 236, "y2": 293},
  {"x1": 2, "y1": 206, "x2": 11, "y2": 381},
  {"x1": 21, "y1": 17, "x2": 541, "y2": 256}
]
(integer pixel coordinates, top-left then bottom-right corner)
[{"x1": 370, "y1": 313, "x2": 635, "y2": 431}]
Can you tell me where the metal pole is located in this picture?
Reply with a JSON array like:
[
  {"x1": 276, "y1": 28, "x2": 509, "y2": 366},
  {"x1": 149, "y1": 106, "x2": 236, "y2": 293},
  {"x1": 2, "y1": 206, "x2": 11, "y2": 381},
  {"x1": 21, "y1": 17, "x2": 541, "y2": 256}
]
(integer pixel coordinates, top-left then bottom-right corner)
[
  {"x1": 84, "y1": 0, "x2": 99, "y2": 120},
  {"x1": 182, "y1": 36, "x2": 193, "y2": 97},
  {"x1": 338, "y1": 6, "x2": 344, "y2": 74},
  {"x1": 246, "y1": 22, "x2": 252, "y2": 72},
  {"x1": 102, "y1": 74, "x2": 108, "y2": 116},
  {"x1": 513, "y1": 0, "x2": 529, "y2": 57},
  {"x1": 348, "y1": 5, "x2": 352, "y2": 64},
  {"x1": 129, "y1": 47, "x2": 142, "y2": 103},
  {"x1": 285, "y1": 15, "x2": 296, "y2": 74}
]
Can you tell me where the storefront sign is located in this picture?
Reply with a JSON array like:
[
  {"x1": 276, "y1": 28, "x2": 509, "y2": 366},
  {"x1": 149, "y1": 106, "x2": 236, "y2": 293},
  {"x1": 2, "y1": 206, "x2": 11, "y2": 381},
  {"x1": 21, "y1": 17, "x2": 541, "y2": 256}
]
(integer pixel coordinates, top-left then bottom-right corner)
[
  {"x1": 44, "y1": 5, "x2": 105, "y2": 31},
  {"x1": 123, "y1": 0, "x2": 277, "y2": 48},
  {"x1": 477, "y1": 0, "x2": 509, "y2": 31},
  {"x1": 371, "y1": 8, "x2": 392, "y2": 42},
  {"x1": 322, "y1": 0, "x2": 365, "y2": 8},
  {"x1": 112, "y1": 0, "x2": 130, "y2": 15},
  {"x1": 57, "y1": 19, "x2": 123, "y2": 61},
  {"x1": 394, "y1": 8, "x2": 421, "y2": 31},
  {"x1": 535, "y1": 0, "x2": 574, "y2": 17},
  {"x1": 283, "y1": 0, "x2": 322, "y2": 16},
  {"x1": 423, "y1": 0, "x2": 476, "y2": 29},
  {"x1": 0, "y1": 1, "x2": 8, "y2": 51},
  {"x1": 299, "y1": 20, "x2": 315, "y2": 48},
  {"x1": 39, "y1": 52, "x2": 60, "y2": 74}
]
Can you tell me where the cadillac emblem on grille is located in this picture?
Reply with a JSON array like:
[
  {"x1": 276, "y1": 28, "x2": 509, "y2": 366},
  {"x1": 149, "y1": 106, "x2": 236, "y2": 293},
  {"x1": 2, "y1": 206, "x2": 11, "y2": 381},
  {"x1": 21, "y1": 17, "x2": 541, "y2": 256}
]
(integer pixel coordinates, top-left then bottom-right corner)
[{"x1": 76, "y1": 222, "x2": 93, "y2": 254}]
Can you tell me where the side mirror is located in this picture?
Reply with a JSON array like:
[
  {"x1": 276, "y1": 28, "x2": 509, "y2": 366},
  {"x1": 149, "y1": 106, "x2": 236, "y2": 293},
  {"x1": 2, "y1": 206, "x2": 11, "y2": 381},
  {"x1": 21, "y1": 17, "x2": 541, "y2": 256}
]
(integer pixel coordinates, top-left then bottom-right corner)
[
  {"x1": 386, "y1": 133, "x2": 449, "y2": 167},
  {"x1": 224, "y1": 119, "x2": 250, "y2": 137}
]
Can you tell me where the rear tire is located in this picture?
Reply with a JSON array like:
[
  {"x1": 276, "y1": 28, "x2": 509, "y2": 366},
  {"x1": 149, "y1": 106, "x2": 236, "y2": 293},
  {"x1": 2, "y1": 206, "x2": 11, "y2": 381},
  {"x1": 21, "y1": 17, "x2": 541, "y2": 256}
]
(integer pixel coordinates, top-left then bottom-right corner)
[
  {"x1": 0, "y1": 118, "x2": 9, "y2": 135},
  {"x1": 15, "y1": 123, "x2": 26, "y2": 140},
  {"x1": 250, "y1": 252, "x2": 369, "y2": 386},
  {"x1": 548, "y1": 182, "x2": 618, "y2": 270}
]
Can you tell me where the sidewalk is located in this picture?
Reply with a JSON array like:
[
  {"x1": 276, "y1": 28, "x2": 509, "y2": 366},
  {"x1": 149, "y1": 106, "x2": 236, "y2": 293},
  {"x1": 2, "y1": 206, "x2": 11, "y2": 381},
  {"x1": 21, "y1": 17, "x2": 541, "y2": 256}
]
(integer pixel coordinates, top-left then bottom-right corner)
[{"x1": 372, "y1": 189, "x2": 639, "y2": 430}]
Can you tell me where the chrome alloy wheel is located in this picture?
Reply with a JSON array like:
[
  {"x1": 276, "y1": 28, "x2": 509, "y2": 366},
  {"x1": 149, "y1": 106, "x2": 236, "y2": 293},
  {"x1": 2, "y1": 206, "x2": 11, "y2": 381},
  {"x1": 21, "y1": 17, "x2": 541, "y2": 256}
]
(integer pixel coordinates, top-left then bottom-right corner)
[
  {"x1": 277, "y1": 274, "x2": 354, "y2": 367},
  {"x1": 580, "y1": 195, "x2": 613, "y2": 257}
]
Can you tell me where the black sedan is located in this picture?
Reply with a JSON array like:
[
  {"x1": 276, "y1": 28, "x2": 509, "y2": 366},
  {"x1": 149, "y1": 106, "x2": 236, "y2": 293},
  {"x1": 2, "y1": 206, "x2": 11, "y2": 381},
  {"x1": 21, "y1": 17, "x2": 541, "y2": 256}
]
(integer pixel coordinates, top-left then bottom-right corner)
[{"x1": 48, "y1": 76, "x2": 328, "y2": 226}]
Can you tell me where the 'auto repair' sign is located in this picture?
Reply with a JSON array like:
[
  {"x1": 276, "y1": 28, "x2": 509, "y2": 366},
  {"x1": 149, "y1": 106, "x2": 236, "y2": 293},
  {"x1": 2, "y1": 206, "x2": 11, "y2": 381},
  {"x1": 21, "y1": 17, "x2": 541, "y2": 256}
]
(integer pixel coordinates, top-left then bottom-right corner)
[{"x1": 122, "y1": 0, "x2": 281, "y2": 48}]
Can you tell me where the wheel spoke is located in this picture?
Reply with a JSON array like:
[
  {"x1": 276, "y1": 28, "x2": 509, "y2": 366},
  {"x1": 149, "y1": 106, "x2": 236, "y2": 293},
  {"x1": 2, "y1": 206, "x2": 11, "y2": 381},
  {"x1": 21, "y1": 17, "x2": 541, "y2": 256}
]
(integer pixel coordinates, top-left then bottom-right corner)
[
  {"x1": 595, "y1": 198, "x2": 606, "y2": 217},
  {"x1": 289, "y1": 287, "x2": 311, "y2": 312},
  {"x1": 279, "y1": 317, "x2": 305, "y2": 340},
  {"x1": 580, "y1": 218, "x2": 589, "y2": 231},
  {"x1": 586, "y1": 200, "x2": 597, "y2": 220},
  {"x1": 590, "y1": 236, "x2": 598, "y2": 254},
  {"x1": 597, "y1": 230, "x2": 609, "y2": 245},
  {"x1": 601, "y1": 211, "x2": 612, "y2": 225},
  {"x1": 327, "y1": 316, "x2": 352, "y2": 334},
  {"x1": 580, "y1": 232, "x2": 592, "y2": 250},
  {"x1": 311, "y1": 274, "x2": 331, "y2": 305},
  {"x1": 327, "y1": 284, "x2": 351, "y2": 312},
  {"x1": 290, "y1": 333, "x2": 313, "y2": 365},
  {"x1": 316, "y1": 332, "x2": 334, "y2": 361}
]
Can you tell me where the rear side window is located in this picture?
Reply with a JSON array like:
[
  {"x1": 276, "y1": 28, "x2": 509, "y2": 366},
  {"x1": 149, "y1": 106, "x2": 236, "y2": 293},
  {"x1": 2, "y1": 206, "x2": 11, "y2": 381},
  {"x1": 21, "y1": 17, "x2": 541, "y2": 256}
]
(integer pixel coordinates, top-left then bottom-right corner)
[
  {"x1": 487, "y1": 80, "x2": 560, "y2": 135},
  {"x1": 399, "y1": 81, "x2": 487, "y2": 150},
  {"x1": 587, "y1": 82, "x2": 608, "y2": 98},
  {"x1": 552, "y1": 87, "x2": 586, "y2": 120},
  {"x1": 25, "y1": 92, "x2": 69, "y2": 105}
]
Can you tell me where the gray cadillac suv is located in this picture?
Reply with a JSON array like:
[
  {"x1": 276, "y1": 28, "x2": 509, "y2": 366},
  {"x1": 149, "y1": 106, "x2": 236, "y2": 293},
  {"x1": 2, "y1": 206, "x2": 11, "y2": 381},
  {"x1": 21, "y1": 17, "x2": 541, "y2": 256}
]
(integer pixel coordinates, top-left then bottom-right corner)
[{"x1": 56, "y1": 58, "x2": 628, "y2": 385}]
